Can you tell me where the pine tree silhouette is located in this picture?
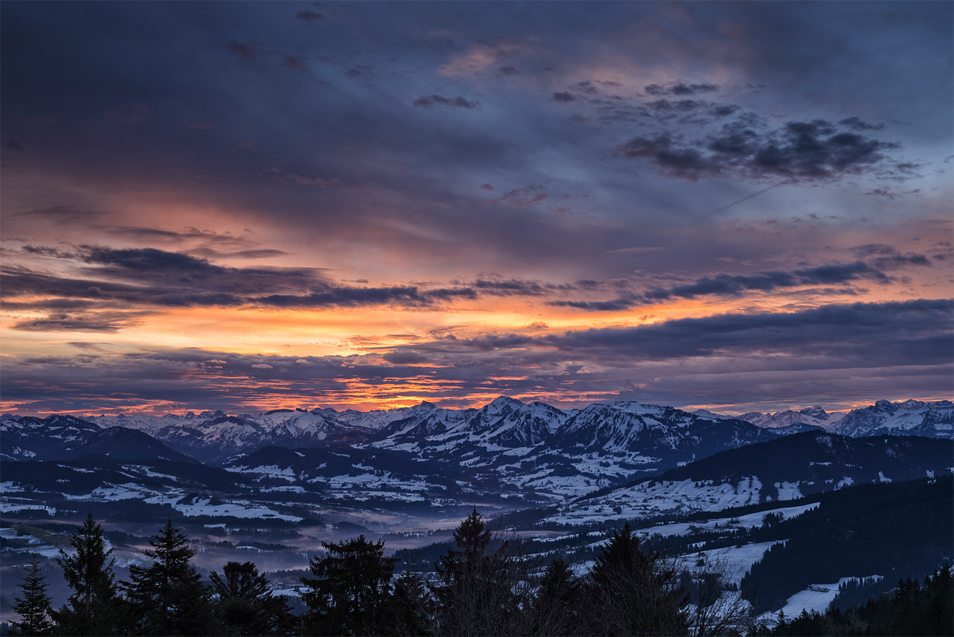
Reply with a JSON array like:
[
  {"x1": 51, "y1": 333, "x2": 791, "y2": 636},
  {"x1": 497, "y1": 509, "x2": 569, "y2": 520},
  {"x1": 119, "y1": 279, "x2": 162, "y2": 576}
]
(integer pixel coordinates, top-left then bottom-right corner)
[
  {"x1": 11, "y1": 555, "x2": 53, "y2": 636},
  {"x1": 52, "y1": 512, "x2": 122, "y2": 636},
  {"x1": 123, "y1": 518, "x2": 216, "y2": 636},
  {"x1": 301, "y1": 534, "x2": 398, "y2": 636}
]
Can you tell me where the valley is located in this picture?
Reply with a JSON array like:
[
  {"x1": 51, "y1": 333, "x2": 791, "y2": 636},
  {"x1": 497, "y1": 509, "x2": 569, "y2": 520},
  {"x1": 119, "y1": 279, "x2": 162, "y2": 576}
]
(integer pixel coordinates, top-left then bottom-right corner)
[{"x1": 1, "y1": 397, "x2": 951, "y2": 625}]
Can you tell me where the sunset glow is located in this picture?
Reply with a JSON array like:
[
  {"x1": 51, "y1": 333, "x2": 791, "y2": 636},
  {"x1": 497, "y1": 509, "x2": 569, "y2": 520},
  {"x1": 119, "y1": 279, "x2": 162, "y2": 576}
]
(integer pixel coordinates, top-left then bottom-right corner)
[{"x1": 2, "y1": 2, "x2": 951, "y2": 417}]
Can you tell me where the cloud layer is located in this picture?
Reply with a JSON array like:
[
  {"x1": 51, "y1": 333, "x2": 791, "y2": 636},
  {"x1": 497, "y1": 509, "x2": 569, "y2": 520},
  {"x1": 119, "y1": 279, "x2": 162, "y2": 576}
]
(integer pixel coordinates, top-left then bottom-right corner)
[{"x1": 1, "y1": 2, "x2": 951, "y2": 414}]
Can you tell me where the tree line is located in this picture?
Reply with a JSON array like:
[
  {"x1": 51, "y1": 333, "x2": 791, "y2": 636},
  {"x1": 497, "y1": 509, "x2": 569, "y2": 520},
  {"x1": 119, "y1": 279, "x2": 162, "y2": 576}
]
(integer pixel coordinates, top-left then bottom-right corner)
[
  {"x1": 7, "y1": 510, "x2": 740, "y2": 637},
  {"x1": 752, "y1": 567, "x2": 953, "y2": 636}
]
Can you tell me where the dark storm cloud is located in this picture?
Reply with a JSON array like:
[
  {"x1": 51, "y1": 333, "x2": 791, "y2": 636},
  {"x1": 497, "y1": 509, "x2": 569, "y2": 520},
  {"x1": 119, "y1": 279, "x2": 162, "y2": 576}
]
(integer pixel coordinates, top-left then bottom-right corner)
[
  {"x1": 413, "y1": 95, "x2": 480, "y2": 109},
  {"x1": 2, "y1": 246, "x2": 497, "y2": 322},
  {"x1": 22, "y1": 245, "x2": 77, "y2": 258},
  {"x1": 871, "y1": 254, "x2": 932, "y2": 270},
  {"x1": 644, "y1": 82, "x2": 720, "y2": 96},
  {"x1": 547, "y1": 300, "x2": 952, "y2": 363},
  {"x1": 709, "y1": 105, "x2": 740, "y2": 118},
  {"x1": 227, "y1": 40, "x2": 258, "y2": 62},
  {"x1": 669, "y1": 262, "x2": 889, "y2": 298},
  {"x1": 402, "y1": 299, "x2": 953, "y2": 365},
  {"x1": 472, "y1": 278, "x2": 549, "y2": 296},
  {"x1": 11, "y1": 313, "x2": 145, "y2": 333},
  {"x1": 550, "y1": 295, "x2": 641, "y2": 312},
  {"x1": 618, "y1": 119, "x2": 901, "y2": 182},
  {"x1": 283, "y1": 55, "x2": 309, "y2": 71},
  {"x1": 548, "y1": 258, "x2": 930, "y2": 311},
  {"x1": 295, "y1": 10, "x2": 324, "y2": 24},
  {"x1": 97, "y1": 225, "x2": 287, "y2": 254},
  {"x1": 839, "y1": 117, "x2": 885, "y2": 131},
  {"x1": 646, "y1": 99, "x2": 706, "y2": 112},
  {"x1": 76, "y1": 246, "x2": 320, "y2": 294}
]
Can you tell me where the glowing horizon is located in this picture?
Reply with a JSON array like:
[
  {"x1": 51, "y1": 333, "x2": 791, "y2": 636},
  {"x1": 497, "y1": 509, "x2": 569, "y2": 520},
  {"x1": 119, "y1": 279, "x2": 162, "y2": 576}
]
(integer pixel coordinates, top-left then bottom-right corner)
[{"x1": 2, "y1": 2, "x2": 952, "y2": 417}]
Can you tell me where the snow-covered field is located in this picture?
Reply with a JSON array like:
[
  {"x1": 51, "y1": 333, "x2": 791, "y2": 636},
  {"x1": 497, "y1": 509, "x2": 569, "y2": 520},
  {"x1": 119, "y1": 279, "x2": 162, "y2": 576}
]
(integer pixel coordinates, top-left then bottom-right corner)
[
  {"x1": 757, "y1": 576, "x2": 881, "y2": 625},
  {"x1": 544, "y1": 476, "x2": 767, "y2": 525}
]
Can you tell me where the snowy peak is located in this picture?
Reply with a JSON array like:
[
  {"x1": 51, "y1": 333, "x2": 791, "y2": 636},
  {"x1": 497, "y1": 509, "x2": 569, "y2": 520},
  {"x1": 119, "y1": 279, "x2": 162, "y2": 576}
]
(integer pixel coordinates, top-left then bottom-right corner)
[
  {"x1": 738, "y1": 407, "x2": 835, "y2": 430},
  {"x1": 833, "y1": 399, "x2": 953, "y2": 438}
]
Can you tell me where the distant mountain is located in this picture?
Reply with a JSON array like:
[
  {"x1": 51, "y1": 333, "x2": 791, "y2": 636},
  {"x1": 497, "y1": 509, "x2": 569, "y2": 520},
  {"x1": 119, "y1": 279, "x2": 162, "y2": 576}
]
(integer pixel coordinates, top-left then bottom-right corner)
[
  {"x1": 1, "y1": 414, "x2": 106, "y2": 461},
  {"x1": 40, "y1": 426, "x2": 197, "y2": 464},
  {"x1": 2, "y1": 397, "x2": 950, "y2": 509},
  {"x1": 546, "y1": 431, "x2": 952, "y2": 525},
  {"x1": 832, "y1": 399, "x2": 953, "y2": 438},
  {"x1": 701, "y1": 399, "x2": 953, "y2": 439},
  {"x1": 736, "y1": 406, "x2": 836, "y2": 430}
]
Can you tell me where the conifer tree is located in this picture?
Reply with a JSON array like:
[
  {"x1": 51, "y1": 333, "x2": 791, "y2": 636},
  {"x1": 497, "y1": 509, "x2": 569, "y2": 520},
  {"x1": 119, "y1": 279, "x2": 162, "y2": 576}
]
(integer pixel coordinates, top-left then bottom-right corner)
[
  {"x1": 433, "y1": 508, "x2": 531, "y2": 636},
  {"x1": 392, "y1": 569, "x2": 433, "y2": 636},
  {"x1": 301, "y1": 535, "x2": 398, "y2": 636},
  {"x1": 210, "y1": 561, "x2": 297, "y2": 636},
  {"x1": 584, "y1": 523, "x2": 689, "y2": 636},
  {"x1": 52, "y1": 512, "x2": 121, "y2": 636},
  {"x1": 11, "y1": 555, "x2": 53, "y2": 636},
  {"x1": 122, "y1": 518, "x2": 217, "y2": 636},
  {"x1": 529, "y1": 557, "x2": 582, "y2": 636}
]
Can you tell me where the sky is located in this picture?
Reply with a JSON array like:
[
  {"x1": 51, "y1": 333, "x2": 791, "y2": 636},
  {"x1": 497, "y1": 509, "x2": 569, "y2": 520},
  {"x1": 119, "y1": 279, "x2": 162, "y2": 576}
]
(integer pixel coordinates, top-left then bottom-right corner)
[{"x1": 1, "y1": 1, "x2": 952, "y2": 417}]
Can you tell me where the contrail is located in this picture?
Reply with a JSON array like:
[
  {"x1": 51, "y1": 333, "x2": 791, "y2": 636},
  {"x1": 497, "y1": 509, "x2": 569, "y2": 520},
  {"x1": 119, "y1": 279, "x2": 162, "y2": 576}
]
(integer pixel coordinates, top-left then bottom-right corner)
[{"x1": 702, "y1": 180, "x2": 792, "y2": 219}]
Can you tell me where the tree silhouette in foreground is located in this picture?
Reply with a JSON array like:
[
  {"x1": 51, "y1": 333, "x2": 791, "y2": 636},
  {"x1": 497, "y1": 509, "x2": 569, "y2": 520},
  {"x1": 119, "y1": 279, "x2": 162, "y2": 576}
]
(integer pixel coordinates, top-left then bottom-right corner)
[
  {"x1": 11, "y1": 555, "x2": 54, "y2": 636},
  {"x1": 122, "y1": 517, "x2": 217, "y2": 636},
  {"x1": 301, "y1": 534, "x2": 398, "y2": 636},
  {"x1": 583, "y1": 523, "x2": 689, "y2": 636},
  {"x1": 210, "y1": 560, "x2": 297, "y2": 636},
  {"x1": 52, "y1": 512, "x2": 122, "y2": 636},
  {"x1": 528, "y1": 557, "x2": 583, "y2": 636},
  {"x1": 432, "y1": 508, "x2": 532, "y2": 636}
]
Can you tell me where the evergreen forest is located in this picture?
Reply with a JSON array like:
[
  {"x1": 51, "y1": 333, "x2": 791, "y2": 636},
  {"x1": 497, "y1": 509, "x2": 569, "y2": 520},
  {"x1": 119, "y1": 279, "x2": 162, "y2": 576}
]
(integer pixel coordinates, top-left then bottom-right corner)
[{"x1": 3, "y1": 500, "x2": 952, "y2": 636}]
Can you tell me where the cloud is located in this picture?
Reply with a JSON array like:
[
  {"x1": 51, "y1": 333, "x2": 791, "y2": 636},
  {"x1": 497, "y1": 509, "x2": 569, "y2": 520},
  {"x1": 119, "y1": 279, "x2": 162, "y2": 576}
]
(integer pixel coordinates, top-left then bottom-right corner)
[
  {"x1": 644, "y1": 82, "x2": 720, "y2": 96},
  {"x1": 839, "y1": 116, "x2": 885, "y2": 131},
  {"x1": 1, "y1": 246, "x2": 498, "y2": 322},
  {"x1": 549, "y1": 258, "x2": 930, "y2": 311},
  {"x1": 227, "y1": 40, "x2": 257, "y2": 62},
  {"x1": 295, "y1": 9, "x2": 324, "y2": 24},
  {"x1": 413, "y1": 95, "x2": 480, "y2": 109},
  {"x1": 8, "y1": 299, "x2": 947, "y2": 413},
  {"x1": 3, "y1": 138, "x2": 25, "y2": 150},
  {"x1": 646, "y1": 99, "x2": 707, "y2": 112},
  {"x1": 472, "y1": 277, "x2": 549, "y2": 296},
  {"x1": 493, "y1": 184, "x2": 550, "y2": 207},
  {"x1": 618, "y1": 119, "x2": 901, "y2": 182},
  {"x1": 283, "y1": 55, "x2": 309, "y2": 71}
]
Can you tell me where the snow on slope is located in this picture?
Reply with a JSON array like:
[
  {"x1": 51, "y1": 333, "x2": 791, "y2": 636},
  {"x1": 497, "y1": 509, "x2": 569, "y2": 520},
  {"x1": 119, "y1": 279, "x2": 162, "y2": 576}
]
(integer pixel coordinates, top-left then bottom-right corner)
[
  {"x1": 544, "y1": 476, "x2": 767, "y2": 525},
  {"x1": 702, "y1": 399, "x2": 952, "y2": 439}
]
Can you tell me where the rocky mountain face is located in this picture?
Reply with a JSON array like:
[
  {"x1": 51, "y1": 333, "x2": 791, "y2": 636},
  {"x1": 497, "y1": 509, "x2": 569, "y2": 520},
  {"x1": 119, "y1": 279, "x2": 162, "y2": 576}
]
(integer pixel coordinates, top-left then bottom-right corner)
[
  {"x1": 547, "y1": 431, "x2": 953, "y2": 525},
  {"x1": 2, "y1": 399, "x2": 950, "y2": 531},
  {"x1": 2, "y1": 398, "x2": 774, "y2": 500},
  {"x1": 703, "y1": 399, "x2": 953, "y2": 439},
  {"x1": 832, "y1": 400, "x2": 953, "y2": 438}
]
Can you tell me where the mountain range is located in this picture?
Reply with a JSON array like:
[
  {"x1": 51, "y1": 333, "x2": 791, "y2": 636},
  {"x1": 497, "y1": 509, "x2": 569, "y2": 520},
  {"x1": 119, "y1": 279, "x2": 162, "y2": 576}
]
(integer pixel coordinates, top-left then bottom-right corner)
[{"x1": 1, "y1": 397, "x2": 949, "y2": 512}]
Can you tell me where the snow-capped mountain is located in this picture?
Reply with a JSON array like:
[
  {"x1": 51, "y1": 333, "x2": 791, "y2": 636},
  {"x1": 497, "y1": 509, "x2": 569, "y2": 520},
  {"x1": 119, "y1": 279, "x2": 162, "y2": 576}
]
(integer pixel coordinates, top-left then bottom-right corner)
[
  {"x1": 702, "y1": 399, "x2": 953, "y2": 439},
  {"x1": 2, "y1": 397, "x2": 950, "y2": 508},
  {"x1": 546, "y1": 431, "x2": 953, "y2": 525},
  {"x1": 1, "y1": 397, "x2": 774, "y2": 501},
  {"x1": 832, "y1": 399, "x2": 954, "y2": 438},
  {"x1": 736, "y1": 406, "x2": 836, "y2": 430},
  {"x1": 1, "y1": 414, "x2": 103, "y2": 461}
]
